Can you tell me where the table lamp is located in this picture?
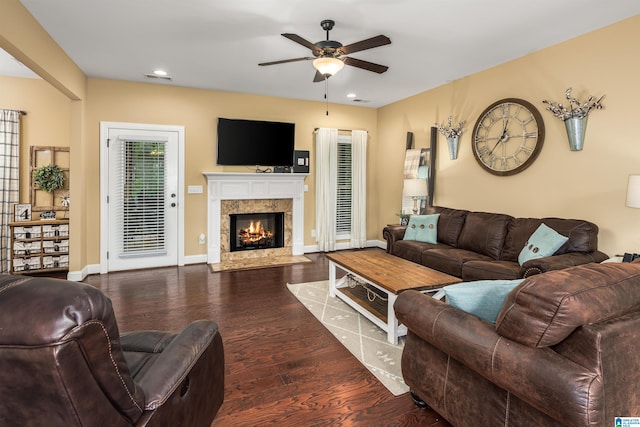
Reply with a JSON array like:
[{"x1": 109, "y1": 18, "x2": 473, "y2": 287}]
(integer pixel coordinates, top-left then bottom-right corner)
[
  {"x1": 403, "y1": 179, "x2": 428, "y2": 215},
  {"x1": 626, "y1": 175, "x2": 640, "y2": 208}
]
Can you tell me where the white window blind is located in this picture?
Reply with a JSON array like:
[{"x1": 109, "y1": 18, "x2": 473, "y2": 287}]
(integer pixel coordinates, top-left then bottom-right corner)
[
  {"x1": 118, "y1": 140, "x2": 167, "y2": 257},
  {"x1": 336, "y1": 139, "x2": 352, "y2": 237}
]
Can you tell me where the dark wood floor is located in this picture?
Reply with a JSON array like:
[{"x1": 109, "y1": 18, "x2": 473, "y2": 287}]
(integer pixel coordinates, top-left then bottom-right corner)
[{"x1": 82, "y1": 249, "x2": 451, "y2": 426}]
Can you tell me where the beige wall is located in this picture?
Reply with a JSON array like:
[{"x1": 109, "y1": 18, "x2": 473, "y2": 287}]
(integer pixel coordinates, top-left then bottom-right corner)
[
  {"x1": 377, "y1": 15, "x2": 640, "y2": 257},
  {"x1": 85, "y1": 79, "x2": 379, "y2": 262},
  {"x1": 0, "y1": 76, "x2": 72, "y2": 201}
]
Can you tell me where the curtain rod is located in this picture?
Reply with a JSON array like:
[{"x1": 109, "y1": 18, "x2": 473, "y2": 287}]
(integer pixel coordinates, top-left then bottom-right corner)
[
  {"x1": 313, "y1": 128, "x2": 365, "y2": 132},
  {"x1": 19, "y1": 110, "x2": 27, "y2": 115}
]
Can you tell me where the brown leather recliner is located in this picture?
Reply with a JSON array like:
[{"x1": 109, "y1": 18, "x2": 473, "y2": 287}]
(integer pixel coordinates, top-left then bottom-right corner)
[{"x1": 0, "y1": 275, "x2": 224, "y2": 427}]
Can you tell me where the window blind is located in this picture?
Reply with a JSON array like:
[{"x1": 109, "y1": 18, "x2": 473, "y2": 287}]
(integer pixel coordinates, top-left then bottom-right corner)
[
  {"x1": 118, "y1": 140, "x2": 167, "y2": 257},
  {"x1": 336, "y1": 140, "x2": 352, "y2": 236}
]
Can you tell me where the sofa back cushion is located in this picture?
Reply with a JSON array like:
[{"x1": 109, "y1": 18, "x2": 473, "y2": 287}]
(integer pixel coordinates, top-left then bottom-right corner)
[
  {"x1": 425, "y1": 206, "x2": 468, "y2": 247},
  {"x1": 496, "y1": 262, "x2": 640, "y2": 347},
  {"x1": 501, "y1": 217, "x2": 599, "y2": 262},
  {"x1": 456, "y1": 212, "x2": 512, "y2": 260}
]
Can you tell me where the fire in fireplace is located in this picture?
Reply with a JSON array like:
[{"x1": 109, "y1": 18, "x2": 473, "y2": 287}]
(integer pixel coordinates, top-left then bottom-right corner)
[{"x1": 230, "y1": 212, "x2": 285, "y2": 251}]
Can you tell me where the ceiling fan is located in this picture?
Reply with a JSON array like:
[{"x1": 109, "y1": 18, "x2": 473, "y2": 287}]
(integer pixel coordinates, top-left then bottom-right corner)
[{"x1": 259, "y1": 19, "x2": 391, "y2": 82}]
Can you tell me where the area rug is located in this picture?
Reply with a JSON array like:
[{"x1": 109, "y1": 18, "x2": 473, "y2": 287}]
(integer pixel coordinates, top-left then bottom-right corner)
[
  {"x1": 287, "y1": 280, "x2": 409, "y2": 396},
  {"x1": 209, "y1": 255, "x2": 312, "y2": 272}
]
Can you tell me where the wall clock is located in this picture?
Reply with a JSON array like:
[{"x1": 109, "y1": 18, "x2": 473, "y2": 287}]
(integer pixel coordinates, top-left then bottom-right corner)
[{"x1": 472, "y1": 98, "x2": 545, "y2": 176}]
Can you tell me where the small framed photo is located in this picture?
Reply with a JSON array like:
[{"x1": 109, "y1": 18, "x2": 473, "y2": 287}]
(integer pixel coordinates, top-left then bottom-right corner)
[{"x1": 14, "y1": 203, "x2": 32, "y2": 222}]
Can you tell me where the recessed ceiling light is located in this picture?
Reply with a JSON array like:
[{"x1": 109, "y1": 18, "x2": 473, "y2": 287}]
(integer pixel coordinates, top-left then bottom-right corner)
[
  {"x1": 153, "y1": 69, "x2": 168, "y2": 76},
  {"x1": 347, "y1": 93, "x2": 357, "y2": 98}
]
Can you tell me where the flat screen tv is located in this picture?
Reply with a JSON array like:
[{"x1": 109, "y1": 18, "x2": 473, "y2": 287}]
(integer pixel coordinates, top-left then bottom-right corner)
[{"x1": 216, "y1": 118, "x2": 295, "y2": 167}]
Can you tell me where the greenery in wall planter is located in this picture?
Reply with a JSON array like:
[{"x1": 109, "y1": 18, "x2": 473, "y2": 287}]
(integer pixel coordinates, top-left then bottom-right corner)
[{"x1": 33, "y1": 164, "x2": 65, "y2": 192}]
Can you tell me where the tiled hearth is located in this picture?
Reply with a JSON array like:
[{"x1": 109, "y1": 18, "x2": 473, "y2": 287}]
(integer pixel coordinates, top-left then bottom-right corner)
[
  {"x1": 203, "y1": 172, "x2": 307, "y2": 269},
  {"x1": 220, "y1": 198, "x2": 292, "y2": 262}
]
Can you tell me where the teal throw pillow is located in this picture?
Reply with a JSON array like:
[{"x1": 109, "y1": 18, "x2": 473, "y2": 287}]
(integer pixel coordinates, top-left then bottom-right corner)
[
  {"x1": 444, "y1": 279, "x2": 524, "y2": 323},
  {"x1": 518, "y1": 223, "x2": 569, "y2": 265},
  {"x1": 403, "y1": 214, "x2": 439, "y2": 243}
]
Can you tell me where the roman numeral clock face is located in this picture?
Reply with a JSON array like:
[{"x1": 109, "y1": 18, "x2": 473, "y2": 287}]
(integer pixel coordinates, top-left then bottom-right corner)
[{"x1": 472, "y1": 98, "x2": 545, "y2": 176}]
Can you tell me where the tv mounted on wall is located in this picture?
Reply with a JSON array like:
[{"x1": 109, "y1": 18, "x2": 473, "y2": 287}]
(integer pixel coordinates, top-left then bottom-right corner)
[{"x1": 216, "y1": 118, "x2": 295, "y2": 167}]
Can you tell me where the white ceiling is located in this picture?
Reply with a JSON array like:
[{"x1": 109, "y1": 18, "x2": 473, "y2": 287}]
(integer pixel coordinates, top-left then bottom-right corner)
[{"x1": 10, "y1": 1, "x2": 640, "y2": 108}]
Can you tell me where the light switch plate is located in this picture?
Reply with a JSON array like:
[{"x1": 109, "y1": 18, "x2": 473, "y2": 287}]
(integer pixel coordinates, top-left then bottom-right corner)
[{"x1": 188, "y1": 185, "x2": 203, "y2": 194}]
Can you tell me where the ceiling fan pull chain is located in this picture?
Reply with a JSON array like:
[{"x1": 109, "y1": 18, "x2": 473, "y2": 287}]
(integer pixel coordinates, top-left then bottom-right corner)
[{"x1": 325, "y1": 77, "x2": 329, "y2": 116}]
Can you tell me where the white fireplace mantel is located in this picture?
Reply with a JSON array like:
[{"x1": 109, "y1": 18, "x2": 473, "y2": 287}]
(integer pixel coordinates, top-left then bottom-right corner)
[{"x1": 203, "y1": 172, "x2": 307, "y2": 263}]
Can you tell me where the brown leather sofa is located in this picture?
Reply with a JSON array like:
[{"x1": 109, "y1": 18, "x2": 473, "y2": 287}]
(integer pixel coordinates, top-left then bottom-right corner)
[
  {"x1": 383, "y1": 206, "x2": 608, "y2": 280},
  {"x1": 394, "y1": 261, "x2": 640, "y2": 426},
  {"x1": 0, "y1": 275, "x2": 224, "y2": 427}
]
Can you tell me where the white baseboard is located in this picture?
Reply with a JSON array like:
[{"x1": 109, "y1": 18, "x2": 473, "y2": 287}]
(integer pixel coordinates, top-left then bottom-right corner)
[
  {"x1": 67, "y1": 264, "x2": 100, "y2": 281},
  {"x1": 66, "y1": 254, "x2": 209, "y2": 281},
  {"x1": 304, "y1": 239, "x2": 386, "y2": 253},
  {"x1": 65, "y1": 245, "x2": 385, "y2": 281}
]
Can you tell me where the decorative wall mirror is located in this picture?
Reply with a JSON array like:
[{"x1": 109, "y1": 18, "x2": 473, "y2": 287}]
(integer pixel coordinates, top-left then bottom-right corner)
[{"x1": 30, "y1": 146, "x2": 70, "y2": 215}]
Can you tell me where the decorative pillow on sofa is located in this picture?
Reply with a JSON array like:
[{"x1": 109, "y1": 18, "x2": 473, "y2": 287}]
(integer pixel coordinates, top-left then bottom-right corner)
[
  {"x1": 518, "y1": 223, "x2": 568, "y2": 265},
  {"x1": 403, "y1": 214, "x2": 439, "y2": 243},
  {"x1": 444, "y1": 279, "x2": 524, "y2": 323}
]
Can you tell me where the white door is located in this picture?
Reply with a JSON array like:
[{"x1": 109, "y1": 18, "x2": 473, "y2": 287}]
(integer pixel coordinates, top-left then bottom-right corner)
[{"x1": 100, "y1": 122, "x2": 184, "y2": 272}]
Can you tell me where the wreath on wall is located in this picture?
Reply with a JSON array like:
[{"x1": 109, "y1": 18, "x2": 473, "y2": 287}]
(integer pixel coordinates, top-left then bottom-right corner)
[{"x1": 33, "y1": 164, "x2": 65, "y2": 192}]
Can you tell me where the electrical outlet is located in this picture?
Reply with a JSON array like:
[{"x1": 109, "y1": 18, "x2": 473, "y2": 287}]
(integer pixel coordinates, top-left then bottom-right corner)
[
  {"x1": 199, "y1": 233, "x2": 206, "y2": 244},
  {"x1": 311, "y1": 229, "x2": 316, "y2": 238}
]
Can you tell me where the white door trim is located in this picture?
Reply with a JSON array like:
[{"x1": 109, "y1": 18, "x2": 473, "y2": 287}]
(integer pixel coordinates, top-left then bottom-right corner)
[{"x1": 99, "y1": 121, "x2": 185, "y2": 273}]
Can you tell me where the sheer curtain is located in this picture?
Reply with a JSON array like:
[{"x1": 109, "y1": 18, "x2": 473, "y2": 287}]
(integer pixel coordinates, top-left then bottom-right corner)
[
  {"x1": 0, "y1": 110, "x2": 21, "y2": 273},
  {"x1": 350, "y1": 130, "x2": 367, "y2": 248},
  {"x1": 315, "y1": 128, "x2": 338, "y2": 251}
]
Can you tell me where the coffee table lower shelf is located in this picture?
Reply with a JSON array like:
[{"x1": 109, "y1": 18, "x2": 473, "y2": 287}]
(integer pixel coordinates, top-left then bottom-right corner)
[
  {"x1": 329, "y1": 264, "x2": 444, "y2": 345},
  {"x1": 335, "y1": 283, "x2": 389, "y2": 323}
]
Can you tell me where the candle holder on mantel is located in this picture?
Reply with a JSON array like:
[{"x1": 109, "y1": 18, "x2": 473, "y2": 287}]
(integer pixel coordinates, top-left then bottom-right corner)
[{"x1": 542, "y1": 87, "x2": 605, "y2": 151}]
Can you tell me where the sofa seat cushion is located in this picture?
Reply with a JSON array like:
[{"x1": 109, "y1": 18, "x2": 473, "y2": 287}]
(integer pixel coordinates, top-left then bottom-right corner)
[
  {"x1": 496, "y1": 262, "x2": 640, "y2": 347},
  {"x1": 457, "y1": 212, "x2": 512, "y2": 260},
  {"x1": 461, "y1": 260, "x2": 522, "y2": 281},
  {"x1": 421, "y1": 248, "x2": 492, "y2": 278},
  {"x1": 390, "y1": 240, "x2": 448, "y2": 265},
  {"x1": 444, "y1": 279, "x2": 524, "y2": 323}
]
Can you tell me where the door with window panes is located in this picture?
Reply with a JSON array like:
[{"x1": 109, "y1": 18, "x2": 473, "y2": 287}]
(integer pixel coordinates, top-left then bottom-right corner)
[{"x1": 106, "y1": 127, "x2": 179, "y2": 271}]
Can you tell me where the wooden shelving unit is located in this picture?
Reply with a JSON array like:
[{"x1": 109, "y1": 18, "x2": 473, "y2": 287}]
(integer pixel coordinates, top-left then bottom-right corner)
[{"x1": 9, "y1": 219, "x2": 69, "y2": 275}]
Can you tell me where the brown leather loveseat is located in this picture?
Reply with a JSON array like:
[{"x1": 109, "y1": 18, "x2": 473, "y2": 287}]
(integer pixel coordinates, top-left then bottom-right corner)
[
  {"x1": 0, "y1": 275, "x2": 225, "y2": 426},
  {"x1": 383, "y1": 206, "x2": 608, "y2": 280},
  {"x1": 394, "y1": 261, "x2": 640, "y2": 426}
]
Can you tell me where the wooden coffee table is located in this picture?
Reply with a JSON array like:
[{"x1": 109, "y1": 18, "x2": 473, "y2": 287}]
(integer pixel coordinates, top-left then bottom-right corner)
[{"x1": 326, "y1": 250, "x2": 461, "y2": 344}]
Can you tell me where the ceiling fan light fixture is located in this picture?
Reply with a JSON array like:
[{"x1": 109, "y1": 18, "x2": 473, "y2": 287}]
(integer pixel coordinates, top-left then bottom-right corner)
[{"x1": 313, "y1": 57, "x2": 344, "y2": 76}]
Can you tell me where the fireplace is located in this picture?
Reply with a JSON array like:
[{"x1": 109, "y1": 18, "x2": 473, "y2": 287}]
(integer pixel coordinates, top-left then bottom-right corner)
[
  {"x1": 230, "y1": 212, "x2": 284, "y2": 252},
  {"x1": 203, "y1": 172, "x2": 307, "y2": 264}
]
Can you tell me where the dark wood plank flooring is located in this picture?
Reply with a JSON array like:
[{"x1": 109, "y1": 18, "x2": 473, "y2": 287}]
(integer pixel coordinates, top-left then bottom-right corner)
[{"x1": 82, "y1": 249, "x2": 452, "y2": 426}]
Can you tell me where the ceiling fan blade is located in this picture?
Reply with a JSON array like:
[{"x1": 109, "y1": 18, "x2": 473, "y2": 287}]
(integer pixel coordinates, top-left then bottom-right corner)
[
  {"x1": 313, "y1": 70, "x2": 329, "y2": 82},
  {"x1": 259, "y1": 57, "x2": 314, "y2": 66},
  {"x1": 339, "y1": 35, "x2": 391, "y2": 55},
  {"x1": 343, "y1": 57, "x2": 389, "y2": 74},
  {"x1": 282, "y1": 33, "x2": 323, "y2": 55}
]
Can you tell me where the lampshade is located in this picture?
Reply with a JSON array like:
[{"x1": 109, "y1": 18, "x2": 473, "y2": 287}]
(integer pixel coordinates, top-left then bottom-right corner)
[
  {"x1": 312, "y1": 57, "x2": 344, "y2": 76},
  {"x1": 403, "y1": 179, "x2": 428, "y2": 197},
  {"x1": 626, "y1": 175, "x2": 640, "y2": 208}
]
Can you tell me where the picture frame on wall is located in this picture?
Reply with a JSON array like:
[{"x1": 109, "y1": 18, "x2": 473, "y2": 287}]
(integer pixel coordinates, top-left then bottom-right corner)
[{"x1": 14, "y1": 203, "x2": 32, "y2": 222}]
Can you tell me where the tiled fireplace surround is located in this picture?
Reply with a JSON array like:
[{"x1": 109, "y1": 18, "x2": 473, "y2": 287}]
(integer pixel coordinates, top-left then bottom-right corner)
[{"x1": 203, "y1": 173, "x2": 306, "y2": 264}]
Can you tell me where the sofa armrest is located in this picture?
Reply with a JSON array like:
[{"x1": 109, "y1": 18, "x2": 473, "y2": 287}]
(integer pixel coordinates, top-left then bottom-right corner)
[
  {"x1": 126, "y1": 320, "x2": 222, "y2": 410},
  {"x1": 520, "y1": 251, "x2": 609, "y2": 277},
  {"x1": 394, "y1": 291, "x2": 601, "y2": 425},
  {"x1": 383, "y1": 225, "x2": 406, "y2": 253}
]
